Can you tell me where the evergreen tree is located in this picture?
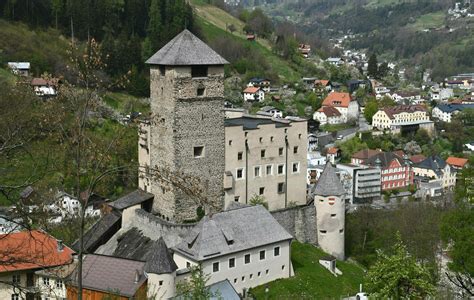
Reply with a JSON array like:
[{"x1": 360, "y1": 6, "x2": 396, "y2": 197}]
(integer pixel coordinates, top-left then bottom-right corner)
[
  {"x1": 147, "y1": 0, "x2": 163, "y2": 52},
  {"x1": 367, "y1": 53, "x2": 378, "y2": 78}
]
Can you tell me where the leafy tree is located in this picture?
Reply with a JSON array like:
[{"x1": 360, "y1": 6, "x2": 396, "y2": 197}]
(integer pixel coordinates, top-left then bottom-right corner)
[
  {"x1": 379, "y1": 95, "x2": 396, "y2": 107},
  {"x1": 414, "y1": 129, "x2": 431, "y2": 146},
  {"x1": 364, "y1": 98, "x2": 378, "y2": 124},
  {"x1": 377, "y1": 62, "x2": 389, "y2": 78},
  {"x1": 366, "y1": 234, "x2": 436, "y2": 298},
  {"x1": 176, "y1": 264, "x2": 218, "y2": 299},
  {"x1": 367, "y1": 53, "x2": 378, "y2": 78},
  {"x1": 249, "y1": 194, "x2": 268, "y2": 209}
]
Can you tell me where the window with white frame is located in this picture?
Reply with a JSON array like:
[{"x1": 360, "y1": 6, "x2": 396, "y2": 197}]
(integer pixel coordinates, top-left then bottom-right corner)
[
  {"x1": 274, "y1": 246, "x2": 280, "y2": 256},
  {"x1": 266, "y1": 165, "x2": 273, "y2": 176},
  {"x1": 212, "y1": 262, "x2": 219, "y2": 273},
  {"x1": 11, "y1": 294, "x2": 19, "y2": 300},
  {"x1": 277, "y1": 164, "x2": 285, "y2": 175},
  {"x1": 236, "y1": 168, "x2": 244, "y2": 179},
  {"x1": 292, "y1": 162, "x2": 300, "y2": 173},
  {"x1": 229, "y1": 258, "x2": 235, "y2": 269},
  {"x1": 43, "y1": 277, "x2": 50, "y2": 286},
  {"x1": 259, "y1": 250, "x2": 266, "y2": 260},
  {"x1": 254, "y1": 166, "x2": 261, "y2": 178},
  {"x1": 56, "y1": 279, "x2": 63, "y2": 288},
  {"x1": 244, "y1": 254, "x2": 251, "y2": 264}
]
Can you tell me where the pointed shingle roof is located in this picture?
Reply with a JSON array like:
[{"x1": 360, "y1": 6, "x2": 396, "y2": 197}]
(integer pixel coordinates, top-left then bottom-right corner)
[
  {"x1": 146, "y1": 29, "x2": 229, "y2": 66},
  {"x1": 314, "y1": 163, "x2": 345, "y2": 196},
  {"x1": 144, "y1": 237, "x2": 178, "y2": 274}
]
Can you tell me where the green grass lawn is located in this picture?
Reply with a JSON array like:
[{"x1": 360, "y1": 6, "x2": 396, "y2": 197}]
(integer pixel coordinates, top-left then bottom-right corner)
[
  {"x1": 250, "y1": 242, "x2": 366, "y2": 299},
  {"x1": 409, "y1": 12, "x2": 446, "y2": 31}
]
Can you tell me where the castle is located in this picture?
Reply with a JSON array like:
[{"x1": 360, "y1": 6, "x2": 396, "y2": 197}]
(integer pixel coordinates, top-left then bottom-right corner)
[{"x1": 78, "y1": 29, "x2": 346, "y2": 299}]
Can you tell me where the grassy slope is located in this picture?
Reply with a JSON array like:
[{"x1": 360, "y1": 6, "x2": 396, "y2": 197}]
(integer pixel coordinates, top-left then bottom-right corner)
[{"x1": 251, "y1": 242, "x2": 366, "y2": 299}]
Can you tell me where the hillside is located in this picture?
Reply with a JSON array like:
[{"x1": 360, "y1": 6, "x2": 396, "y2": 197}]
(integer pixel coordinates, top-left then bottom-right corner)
[
  {"x1": 248, "y1": 0, "x2": 474, "y2": 81},
  {"x1": 250, "y1": 242, "x2": 366, "y2": 299}
]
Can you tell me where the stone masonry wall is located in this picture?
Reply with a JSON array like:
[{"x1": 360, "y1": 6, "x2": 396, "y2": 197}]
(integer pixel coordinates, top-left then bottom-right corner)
[
  {"x1": 270, "y1": 204, "x2": 318, "y2": 245},
  {"x1": 149, "y1": 66, "x2": 226, "y2": 222}
]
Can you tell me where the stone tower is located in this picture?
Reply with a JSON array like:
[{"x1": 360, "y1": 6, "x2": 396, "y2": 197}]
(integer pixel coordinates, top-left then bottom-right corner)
[
  {"x1": 314, "y1": 162, "x2": 346, "y2": 260},
  {"x1": 142, "y1": 29, "x2": 228, "y2": 222}
]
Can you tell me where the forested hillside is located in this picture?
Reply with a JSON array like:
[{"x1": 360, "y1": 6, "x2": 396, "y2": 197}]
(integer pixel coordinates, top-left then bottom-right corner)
[
  {"x1": 247, "y1": 0, "x2": 474, "y2": 80},
  {"x1": 0, "y1": 0, "x2": 195, "y2": 96}
]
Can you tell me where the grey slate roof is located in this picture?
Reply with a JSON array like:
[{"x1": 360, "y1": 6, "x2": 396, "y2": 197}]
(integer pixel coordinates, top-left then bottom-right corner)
[
  {"x1": 314, "y1": 163, "x2": 345, "y2": 196},
  {"x1": 224, "y1": 115, "x2": 290, "y2": 130},
  {"x1": 69, "y1": 254, "x2": 146, "y2": 297},
  {"x1": 73, "y1": 210, "x2": 122, "y2": 253},
  {"x1": 435, "y1": 104, "x2": 474, "y2": 113},
  {"x1": 173, "y1": 205, "x2": 292, "y2": 261},
  {"x1": 145, "y1": 237, "x2": 178, "y2": 274},
  {"x1": 416, "y1": 156, "x2": 447, "y2": 176},
  {"x1": 146, "y1": 29, "x2": 229, "y2": 66},
  {"x1": 109, "y1": 189, "x2": 154, "y2": 210}
]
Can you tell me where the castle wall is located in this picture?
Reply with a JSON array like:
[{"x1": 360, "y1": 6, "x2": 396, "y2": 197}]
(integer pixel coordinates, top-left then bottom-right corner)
[{"x1": 270, "y1": 205, "x2": 317, "y2": 245}]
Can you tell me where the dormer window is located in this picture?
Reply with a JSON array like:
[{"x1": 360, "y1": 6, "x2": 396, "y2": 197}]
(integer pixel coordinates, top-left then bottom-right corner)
[{"x1": 192, "y1": 66, "x2": 208, "y2": 78}]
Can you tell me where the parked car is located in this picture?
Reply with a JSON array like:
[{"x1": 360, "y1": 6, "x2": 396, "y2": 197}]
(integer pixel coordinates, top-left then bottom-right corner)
[{"x1": 356, "y1": 292, "x2": 368, "y2": 300}]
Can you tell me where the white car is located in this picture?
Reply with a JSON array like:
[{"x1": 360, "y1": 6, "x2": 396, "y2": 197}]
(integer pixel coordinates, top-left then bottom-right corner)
[{"x1": 356, "y1": 292, "x2": 368, "y2": 300}]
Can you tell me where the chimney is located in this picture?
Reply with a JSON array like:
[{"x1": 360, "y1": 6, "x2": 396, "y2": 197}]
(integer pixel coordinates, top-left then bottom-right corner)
[
  {"x1": 57, "y1": 240, "x2": 64, "y2": 252},
  {"x1": 134, "y1": 270, "x2": 140, "y2": 283}
]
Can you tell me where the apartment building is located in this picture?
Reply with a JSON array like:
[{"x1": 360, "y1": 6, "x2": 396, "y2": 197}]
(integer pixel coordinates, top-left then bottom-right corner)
[
  {"x1": 337, "y1": 164, "x2": 381, "y2": 203},
  {"x1": 224, "y1": 115, "x2": 308, "y2": 210},
  {"x1": 372, "y1": 105, "x2": 430, "y2": 131}
]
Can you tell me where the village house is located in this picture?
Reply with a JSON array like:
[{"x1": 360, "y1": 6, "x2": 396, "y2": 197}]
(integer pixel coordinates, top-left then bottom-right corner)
[
  {"x1": 7, "y1": 62, "x2": 30, "y2": 76},
  {"x1": 298, "y1": 44, "x2": 311, "y2": 58},
  {"x1": 320, "y1": 92, "x2": 359, "y2": 122},
  {"x1": 371, "y1": 105, "x2": 432, "y2": 133},
  {"x1": 326, "y1": 57, "x2": 344, "y2": 66},
  {"x1": 413, "y1": 156, "x2": 457, "y2": 190},
  {"x1": 257, "y1": 106, "x2": 283, "y2": 118},
  {"x1": 314, "y1": 80, "x2": 332, "y2": 92},
  {"x1": 67, "y1": 254, "x2": 151, "y2": 299},
  {"x1": 223, "y1": 115, "x2": 308, "y2": 210},
  {"x1": 432, "y1": 104, "x2": 474, "y2": 123},
  {"x1": 430, "y1": 88, "x2": 454, "y2": 102},
  {"x1": 0, "y1": 230, "x2": 75, "y2": 300},
  {"x1": 243, "y1": 86, "x2": 265, "y2": 102},
  {"x1": 446, "y1": 156, "x2": 469, "y2": 171},
  {"x1": 352, "y1": 150, "x2": 414, "y2": 191},
  {"x1": 31, "y1": 78, "x2": 59, "y2": 97},
  {"x1": 313, "y1": 106, "x2": 344, "y2": 125},
  {"x1": 247, "y1": 77, "x2": 271, "y2": 92},
  {"x1": 326, "y1": 147, "x2": 341, "y2": 164}
]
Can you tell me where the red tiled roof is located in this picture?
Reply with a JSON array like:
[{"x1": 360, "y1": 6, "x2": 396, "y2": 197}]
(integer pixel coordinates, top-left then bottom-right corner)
[
  {"x1": 317, "y1": 106, "x2": 341, "y2": 117},
  {"x1": 0, "y1": 230, "x2": 75, "y2": 273},
  {"x1": 322, "y1": 92, "x2": 351, "y2": 108},
  {"x1": 315, "y1": 80, "x2": 330, "y2": 86},
  {"x1": 352, "y1": 149, "x2": 382, "y2": 160},
  {"x1": 446, "y1": 157, "x2": 468, "y2": 168},
  {"x1": 382, "y1": 105, "x2": 426, "y2": 119},
  {"x1": 243, "y1": 86, "x2": 260, "y2": 94},
  {"x1": 327, "y1": 147, "x2": 339, "y2": 154},
  {"x1": 409, "y1": 154, "x2": 426, "y2": 164},
  {"x1": 31, "y1": 78, "x2": 59, "y2": 86}
]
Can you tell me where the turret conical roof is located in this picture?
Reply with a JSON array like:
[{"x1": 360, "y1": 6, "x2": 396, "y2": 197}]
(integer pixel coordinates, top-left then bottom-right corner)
[
  {"x1": 314, "y1": 163, "x2": 345, "y2": 196},
  {"x1": 146, "y1": 29, "x2": 229, "y2": 66},
  {"x1": 144, "y1": 237, "x2": 178, "y2": 274}
]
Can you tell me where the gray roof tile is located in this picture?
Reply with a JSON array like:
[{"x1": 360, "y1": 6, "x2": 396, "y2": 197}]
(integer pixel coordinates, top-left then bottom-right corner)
[
  {"x1": 173, "y1": 205, "x2": 292, "y2": 261},
  {"x1": 145, "y1": 237, "x2": 178, "y2": 274},
  {"x1": 146, "y1": 29, "x2": 228, "y2": 66},
  {"x1": 314, "y1": 163, "x2": 345, "y2": 196},
  {"x1": 109, "y1": 190, "x2": 154, "y2": 210},
  {"x1": 69, "y1": 254, "x2": 146, "y2": 297}
]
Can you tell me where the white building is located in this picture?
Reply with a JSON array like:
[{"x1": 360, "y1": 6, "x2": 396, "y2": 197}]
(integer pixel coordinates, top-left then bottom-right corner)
[
  {"x1": 258, "y1": 106, "x2": 283, "y2": 118},
  {"x1": 172, "y1": 205, "x2": 294, "y2": 294},
  {"x1": 372, "y1": 105, "x2": 430, "y2": 131},
  {"x1": 432, "y1": 104, "x2": 474, "y2": 123},
  {"x1": 313, "y1": 106, "x2": 344, "y2": 125},
  {"x1": 326, "y1": 57, "x2": 344, "y2": 66},
  {"x1": 413, "y1": 156, "x2": 457, "y2": 190},
  {"x1": 7, "y1": 62, "x2": 30, "y2": 76},
  {"x1": 243, "y1": 86, "x2": 265, "y2": 102},
  {"x1": 320, "y1": 92, "x2": 359, "y2": 123},
  {"x1": 31, "y1": 78, "x2": 58, "y2": 97}
]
